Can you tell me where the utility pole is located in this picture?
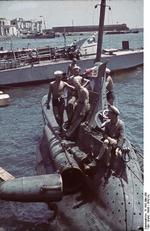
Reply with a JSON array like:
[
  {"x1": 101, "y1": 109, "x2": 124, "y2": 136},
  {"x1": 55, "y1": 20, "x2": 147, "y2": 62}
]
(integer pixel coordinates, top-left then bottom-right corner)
[{"x1": 95, "y1": 0, "x2": 106, "y2": 63}]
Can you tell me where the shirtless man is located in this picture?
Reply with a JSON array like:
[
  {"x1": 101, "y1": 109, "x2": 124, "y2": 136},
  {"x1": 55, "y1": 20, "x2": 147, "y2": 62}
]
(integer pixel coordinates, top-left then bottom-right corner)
[
  {"x1": 66, "y1": 65, "x2": 89, "y2": 124},
  {"x1": 105, "y1": 68, "x2": 115, "y2": 105},
  {"x1": 46, "y1": 70, "x2": 75, "y2": 131}
]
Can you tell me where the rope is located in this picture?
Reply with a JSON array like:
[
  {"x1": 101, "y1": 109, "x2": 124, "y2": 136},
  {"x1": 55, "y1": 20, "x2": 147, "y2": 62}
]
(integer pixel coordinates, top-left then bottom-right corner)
[
  {"x1": 131, "y1": 143, "x2": 143, "y2": 159},
  {"x1": 126, "y1": 165, "x2": 143, "y2": 185},
  {"x1": 130, "y1": 143, "x2": 143, "y2": 176}
]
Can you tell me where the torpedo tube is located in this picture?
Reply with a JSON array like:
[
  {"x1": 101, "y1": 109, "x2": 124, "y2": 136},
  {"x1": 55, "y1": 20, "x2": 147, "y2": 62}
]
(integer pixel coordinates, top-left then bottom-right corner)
[
  {"x1": 0, "y1": 174, "x2": 63, "y2": 202},
  {"x1": 44, "y1": 124, "x2": 83, "y2": 193}
]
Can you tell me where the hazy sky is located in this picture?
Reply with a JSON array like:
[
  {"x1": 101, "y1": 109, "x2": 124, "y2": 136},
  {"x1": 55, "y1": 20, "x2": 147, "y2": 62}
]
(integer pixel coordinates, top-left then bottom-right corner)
[{"x1": 0, "y1": 0, "x2": 143, "y2": 29}]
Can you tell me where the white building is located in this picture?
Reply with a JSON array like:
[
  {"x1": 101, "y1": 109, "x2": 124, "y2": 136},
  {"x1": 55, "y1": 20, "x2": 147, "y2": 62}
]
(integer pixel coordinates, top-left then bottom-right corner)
[
  {"x1": 0, "y1": 18, "x2": 18, "y2": 37},
  {"x1": 11, "y1": 18, "x2": 42, "y2": 35},
  {"x1": 0, "y1": 17, "x2": 42, "y2": 37}
]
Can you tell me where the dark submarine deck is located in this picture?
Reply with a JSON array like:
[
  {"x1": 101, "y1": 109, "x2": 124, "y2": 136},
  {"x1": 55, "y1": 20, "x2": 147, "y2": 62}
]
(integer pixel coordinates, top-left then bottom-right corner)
[{"x1": 36, "y1": 96, "x2": 143, "y2": 231}]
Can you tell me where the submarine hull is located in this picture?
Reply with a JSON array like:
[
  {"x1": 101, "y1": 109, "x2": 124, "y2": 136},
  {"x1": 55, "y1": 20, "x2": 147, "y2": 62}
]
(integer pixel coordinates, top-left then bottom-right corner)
[
  {"x1": 0, "y1": 174, "x2": 63, "y2": 202},
  {"x1": 37, "y1": 62, "x2": 143, "y2": 230},
  {"x1": 44, "y1": 124, "x2": 83, "y2": 193},
  {"x1": 38, "y1": 129, "x2": 143, "y2": 231}
]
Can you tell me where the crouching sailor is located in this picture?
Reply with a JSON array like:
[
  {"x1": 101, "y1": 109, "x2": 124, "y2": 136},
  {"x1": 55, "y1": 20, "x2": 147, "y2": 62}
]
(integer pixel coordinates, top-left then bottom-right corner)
[
  {"x1": 97, "y1": 105, "x2": 125, "y2": 179},
  {"x1": 46, "y1": 70, "x2": 75, "y2": 132}
]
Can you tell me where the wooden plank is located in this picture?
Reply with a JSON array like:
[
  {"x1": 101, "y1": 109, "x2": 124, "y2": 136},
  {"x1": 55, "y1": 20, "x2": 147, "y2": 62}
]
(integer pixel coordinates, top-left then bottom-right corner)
[{"x1": 0, "y1": 167, "x2": 15, "y2": 182}]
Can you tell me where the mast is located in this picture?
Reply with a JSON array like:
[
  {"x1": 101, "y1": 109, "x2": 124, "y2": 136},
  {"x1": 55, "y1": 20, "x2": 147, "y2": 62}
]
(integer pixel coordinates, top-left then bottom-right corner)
[
  {"x1": 63, "y1": 28, "x2": 66, "y2": 48},
  {"x1": 95, "y1": 0, "x2": 106, "y2": 63},
  {"x1": 88, "y1": 0, "x2": 107, "y2": 126}
]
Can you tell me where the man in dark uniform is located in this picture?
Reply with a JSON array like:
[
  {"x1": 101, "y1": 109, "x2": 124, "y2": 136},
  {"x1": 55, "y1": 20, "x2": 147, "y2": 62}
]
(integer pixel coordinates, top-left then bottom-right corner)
[{"x1": 97, "y1": 105, "x2": 125, "y2": 178}]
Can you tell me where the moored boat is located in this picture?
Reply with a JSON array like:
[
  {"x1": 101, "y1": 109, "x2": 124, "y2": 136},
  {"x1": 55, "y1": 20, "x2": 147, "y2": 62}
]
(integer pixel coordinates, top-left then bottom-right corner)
[
  {"x1": 105, "y1": 30, "x2": 139, "y2": 35},
  {"x1": 0, "y1": 27, "x2": 143, "y2": 87},
  {"x1": 0, "y1": 90, "x2": 10, "y2": 106},
  {"x1": 0, "y1": 47, "x2": 143, "y2": 87}
]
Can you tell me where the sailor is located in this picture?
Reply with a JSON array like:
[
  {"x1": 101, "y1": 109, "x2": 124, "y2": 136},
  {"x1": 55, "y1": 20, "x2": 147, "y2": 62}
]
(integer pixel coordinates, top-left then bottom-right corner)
[
  {"x1": 105, "y1": 68, "x2": 115, "y2": 105},
  {"x1": 66, "y1": 81, "x2": 90, "y2": 137},
  {"x1": 66, "y1": 65, "x2": 90, "y2": 125},
  {"x1": 46, "y1": 70, "x2": 75, "y2": 132},
  {"x1": 96, "y1": 105, "x2": 125, "y2": 178},
  {"x1": 67, "y1": 58, "x2": 77, "y2": 77},
  {"x1": 73, "y1": 81, "x2": 90, "y2": 118},
  {"x1": 62, "y1": 72, "x2": 67, "y2": 81},
  {"x1": 67, "y1": 65, "x2": 89, "y2": 87}
]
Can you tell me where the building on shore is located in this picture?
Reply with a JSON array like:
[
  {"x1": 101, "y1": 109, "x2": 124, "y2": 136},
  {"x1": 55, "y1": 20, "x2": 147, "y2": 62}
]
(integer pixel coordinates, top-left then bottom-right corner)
[
  {"x1": 0, "y1": 18, "x2": 43, "y2": 38},
  {"x1": 0, "y1": 19, "x2": 142, "y2": 39},
  {"x1": 0, "y1": 18, "x2": 18, "y2": 37},
  {"x1": 11, "y1": 18, "x2": 42, "y2": 36}
]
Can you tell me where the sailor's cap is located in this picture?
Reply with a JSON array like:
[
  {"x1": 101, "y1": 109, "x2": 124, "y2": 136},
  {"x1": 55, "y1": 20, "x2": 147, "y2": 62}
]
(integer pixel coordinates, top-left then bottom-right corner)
[
  {"x1": 73, "y1": 65, "x2": 81, "y2": 70},
  {"x1": 108, "y1": 105, "x2": 120, "y2": 116},
  {"x1": 72, "y1": 58, "x2": 77, "y2": 62},
  {"x1": 106, "y1": 67, "x2": 111, "y2": 73},
  {"x1": 54, "y1": 70, "x2": 63, "y2": 76}
]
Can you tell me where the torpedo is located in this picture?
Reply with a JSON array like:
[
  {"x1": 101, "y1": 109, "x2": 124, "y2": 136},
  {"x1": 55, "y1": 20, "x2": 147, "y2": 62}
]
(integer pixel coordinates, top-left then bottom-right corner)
[{"x1": 0, "y1": 174, "x2": 63, "y2": 202}]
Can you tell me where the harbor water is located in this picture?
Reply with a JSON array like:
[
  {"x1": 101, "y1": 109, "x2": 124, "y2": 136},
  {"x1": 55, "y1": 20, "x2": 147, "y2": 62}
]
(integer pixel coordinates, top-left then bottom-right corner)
[
  {"x1": 0, "y1": 34, "x2": 143, "y2": 230},
  {"x1": 0, "y1": 31, "x2": 143, "y2": 51}
]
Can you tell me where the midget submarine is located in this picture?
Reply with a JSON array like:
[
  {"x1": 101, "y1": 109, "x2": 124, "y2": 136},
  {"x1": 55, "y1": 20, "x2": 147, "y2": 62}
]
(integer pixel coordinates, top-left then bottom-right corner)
[
  {"x1": 0, "y1": 56, "x2": 143, "y2": 231},
  {"x1": 35, "y1": 62, "x2": 143, "y2": 231},
  {"x1": 0, "y1": 0, "x2": 143, "y2": 230}
]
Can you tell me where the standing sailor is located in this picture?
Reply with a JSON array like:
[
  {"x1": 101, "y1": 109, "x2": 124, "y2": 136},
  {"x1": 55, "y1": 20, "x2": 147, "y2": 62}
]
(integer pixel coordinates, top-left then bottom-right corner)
[
  {"x1": 105, "y1": 68, "x2": 115, "y2": 105},
  {"x1": 67, "y1": 58, "x2": 77, "y2": 77},
  {"x1": 66, "y1": 65, "x2": 89, "y2": 125},
  {"x1": 66, "y1": 81, "x2": 90, "y2": 137},
  {"x1": 46, "y1": 71, "x2": 75, "y2": 132}
]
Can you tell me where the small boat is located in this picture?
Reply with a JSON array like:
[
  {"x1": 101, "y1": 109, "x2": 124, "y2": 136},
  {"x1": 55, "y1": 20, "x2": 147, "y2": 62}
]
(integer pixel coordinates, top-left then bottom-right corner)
[
  {"x1": 105, "y1": 30, "x2": 139, "y2": 35},
  {"x1": 0, "y1": 167, "x2": 15, "y2": 183},
  {"x1": 21, "y1": 32, "x2": 55, "y2": 39},
  {"x1": 0, "y1": 90, "x2": 10, "y2": 106}
]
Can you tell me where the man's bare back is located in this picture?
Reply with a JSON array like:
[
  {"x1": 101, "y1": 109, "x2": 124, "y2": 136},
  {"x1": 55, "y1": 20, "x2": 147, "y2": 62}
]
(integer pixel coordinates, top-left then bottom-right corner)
[{"x1": 50, "y1": 80, "x2": 71, "y2": 99}]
